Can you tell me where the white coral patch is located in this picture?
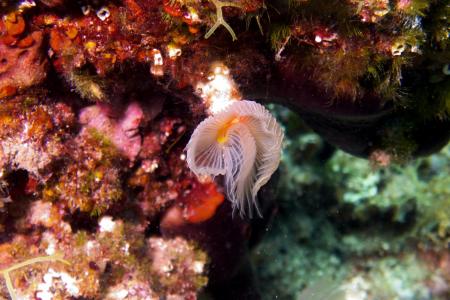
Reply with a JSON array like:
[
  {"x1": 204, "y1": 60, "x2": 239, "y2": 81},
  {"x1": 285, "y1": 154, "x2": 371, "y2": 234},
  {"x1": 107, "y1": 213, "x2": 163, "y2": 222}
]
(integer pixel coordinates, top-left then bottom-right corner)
[
  {"x1": 192, "y1": 261, "x2": 205, "y2": 274},
  {"x1": 196, "y1": 64, "x2": 240, "y2": 114},
  {"x1": 99, "y1": 216, "x2": 116, "y2": 232},
  {"x1": 0, "y1": 136, "x2": 58, "y2": 176},
  {"x1": 36, "y1": 268, "x2": 80, "y2": 299}
]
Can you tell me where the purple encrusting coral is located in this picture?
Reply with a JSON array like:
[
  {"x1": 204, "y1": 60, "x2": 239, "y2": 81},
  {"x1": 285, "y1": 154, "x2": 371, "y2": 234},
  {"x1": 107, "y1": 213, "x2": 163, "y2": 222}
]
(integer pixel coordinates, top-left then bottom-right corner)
[
  {"x1": 0, "y1": 0, "x2": 449, "y2": 299},
  {"x1": 79, "y1": 101, "x2": 145, "y2": 162}
]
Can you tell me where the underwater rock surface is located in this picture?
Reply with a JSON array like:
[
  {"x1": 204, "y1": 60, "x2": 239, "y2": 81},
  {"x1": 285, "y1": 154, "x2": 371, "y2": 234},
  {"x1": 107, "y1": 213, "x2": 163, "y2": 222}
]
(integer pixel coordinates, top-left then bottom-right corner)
[{"x1": 0, "y1": 0, "x2": 449, "y2": 299}]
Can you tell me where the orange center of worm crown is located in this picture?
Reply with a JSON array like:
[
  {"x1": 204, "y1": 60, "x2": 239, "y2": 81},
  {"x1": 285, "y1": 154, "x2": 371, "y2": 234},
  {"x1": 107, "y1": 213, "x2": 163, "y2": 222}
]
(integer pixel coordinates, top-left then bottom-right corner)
[{"x1": 216, "y1": 117, "x2": 240, "y2": 144}]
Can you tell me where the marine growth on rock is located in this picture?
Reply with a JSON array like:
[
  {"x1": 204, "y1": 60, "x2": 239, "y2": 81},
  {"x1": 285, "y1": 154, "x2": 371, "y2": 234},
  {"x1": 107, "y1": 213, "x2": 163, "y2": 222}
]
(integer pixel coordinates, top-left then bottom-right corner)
[{"x1": 0, "y1": 0, "x2": 448, "y2": 299}]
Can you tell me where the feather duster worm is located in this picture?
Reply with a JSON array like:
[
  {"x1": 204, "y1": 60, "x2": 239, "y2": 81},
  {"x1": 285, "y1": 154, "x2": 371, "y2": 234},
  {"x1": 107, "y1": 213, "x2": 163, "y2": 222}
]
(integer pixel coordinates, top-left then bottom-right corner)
[{"x1": 186, "y1": 100, "x2": 283, "y2": 217}]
